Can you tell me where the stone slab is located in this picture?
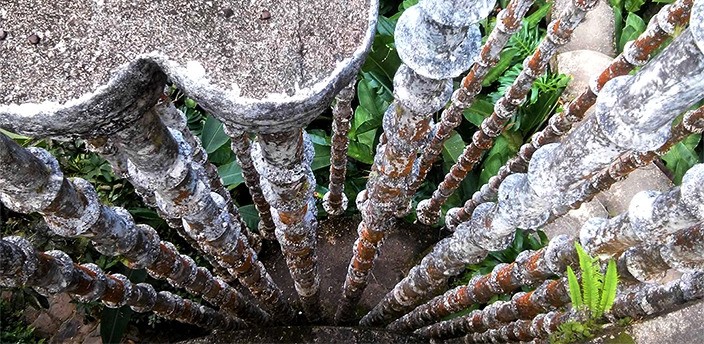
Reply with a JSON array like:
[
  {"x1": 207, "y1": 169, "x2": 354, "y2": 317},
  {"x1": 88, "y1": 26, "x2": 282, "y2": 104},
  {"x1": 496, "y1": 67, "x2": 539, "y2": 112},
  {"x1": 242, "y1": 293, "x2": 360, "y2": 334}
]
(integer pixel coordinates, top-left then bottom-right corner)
[
  {"x1": 628, "y1": 299, "x2": 704, "y2": 344},
  {"x1": 553, "y1": 0, "x2": 617, "y2": 56},
  {"x1": 0, "y1": 0, "x2": 373, "y2": 103},
  {"x1": 557, "y1": 50, "x2": 613, "y2": 102},
  {"x1": 178, "y1": 326, "x2": 428, "y2": 343},
  {"x1": 543, "y1": 163, "x2": 673, "y2": 239}
]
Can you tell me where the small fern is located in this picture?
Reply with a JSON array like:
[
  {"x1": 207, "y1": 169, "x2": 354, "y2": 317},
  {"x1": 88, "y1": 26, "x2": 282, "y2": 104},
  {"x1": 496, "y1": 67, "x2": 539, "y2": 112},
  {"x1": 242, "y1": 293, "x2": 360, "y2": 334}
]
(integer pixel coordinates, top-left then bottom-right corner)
[
  {"x1": 557, "y1": 244, "x2": 620, "y2": 344},
  {"x1": 566, "y1": 243, "x2": 619, "y2": 319}
]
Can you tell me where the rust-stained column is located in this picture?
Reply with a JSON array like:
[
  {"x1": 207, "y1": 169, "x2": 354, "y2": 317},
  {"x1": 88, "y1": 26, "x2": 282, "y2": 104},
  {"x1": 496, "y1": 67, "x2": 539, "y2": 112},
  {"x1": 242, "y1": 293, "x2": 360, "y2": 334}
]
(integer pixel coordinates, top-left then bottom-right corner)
[
  {"x1": 0, "y1": 134, "x2": 271, "y2": 325},
  {"x1": 465, "y1": 271, "x2": 704, "y2": 342},
  {"x1": 0, "y1": 236, "x2": 244, "y2": 331},
  {"x1": 416, "y1": 0, "x2": 599, "y2": 225},
  {"x1": 406, "y1": 0, "x2": 536, "y2": 197},
  {"x1": 580, "y1": 164, "x2": 704, "y2": 258},
  {"x1": 107, "y1": 107, "x2": 293, "y2": 321},
  {"x1": 387, "y1": 235, "x2": 576, "y2": 332},
  {"x1": 249, "y1": 129, "x2": 321, "y2": 320},
  {"x1": 323, "y1": 84, "x2": 356, "y2": 216},
  {"x1": 336, "y1": 0, "x2": 494, "y2": 323},
  {"x1": 227, "y1": 129, "x2": 277, "y2": 241},
  {"x1": 446, "y1": 0, "x2": 694, "y2": 229},
  {"x1": 416, "y1": 278, "x2": 569, "y2": 340},
  {"x1": 363, "y1": 12, "x2": 704, "y2": 326}
]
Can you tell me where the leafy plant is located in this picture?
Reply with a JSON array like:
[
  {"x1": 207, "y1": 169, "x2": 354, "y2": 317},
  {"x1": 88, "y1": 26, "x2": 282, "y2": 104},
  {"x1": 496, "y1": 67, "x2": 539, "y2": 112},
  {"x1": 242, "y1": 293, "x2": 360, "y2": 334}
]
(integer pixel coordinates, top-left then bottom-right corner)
[{"x1": 552, "y1": 243, "x2": 619, "y2": 343}]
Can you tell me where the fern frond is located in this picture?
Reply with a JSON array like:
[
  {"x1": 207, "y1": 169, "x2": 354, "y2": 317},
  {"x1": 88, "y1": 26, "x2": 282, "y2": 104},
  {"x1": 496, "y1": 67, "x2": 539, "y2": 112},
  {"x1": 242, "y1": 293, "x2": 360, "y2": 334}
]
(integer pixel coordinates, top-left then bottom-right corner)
[
  {"x1": 575, "y1": 243, "x2": 597, "y2": 311},
  {"x1": 567, "y1": 267, "x2": 583, "y2": 309},
  {"x1": 599, "y1": 260, "x2": 619, "y2": 316}
]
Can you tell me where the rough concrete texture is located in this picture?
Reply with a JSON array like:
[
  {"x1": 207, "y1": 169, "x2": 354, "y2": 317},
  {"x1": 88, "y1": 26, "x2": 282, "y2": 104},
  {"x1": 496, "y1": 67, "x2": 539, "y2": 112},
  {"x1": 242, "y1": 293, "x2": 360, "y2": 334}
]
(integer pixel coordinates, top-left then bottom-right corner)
[
  {"x1": 0, "y1": 0, "x2": 371, "y2": 104},
  {"x1": 553, "y1": 0, "x2": 617, "y2": 56},
  {"x1": 259, "y1": 215, "x2": 440, "y2": 323},
  {"x1": 543, "y1": 197, "x2": 609, "y2": 239},
  {"x1": 628, "y1": 299, "x2": 704, "y2": 344},
  {"x1": 596, "y1": 163, "x2": 674, "y2": 216},
  {"x1": 556, "y1": 50, "x2": 613, "y2": 102},
  {"x1": 22, "y1": 292, "x2": 101, "y2": 344},
  {"x1": 178, "y1": 326, "x2": 428, "y2": 343}
]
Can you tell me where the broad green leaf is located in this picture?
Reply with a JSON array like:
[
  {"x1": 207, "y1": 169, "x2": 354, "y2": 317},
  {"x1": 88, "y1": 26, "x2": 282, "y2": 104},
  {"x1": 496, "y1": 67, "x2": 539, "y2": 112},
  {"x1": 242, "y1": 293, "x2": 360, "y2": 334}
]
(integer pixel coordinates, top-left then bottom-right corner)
[
  {"x1": 661, "y1": 134, "x2": 701, "y2": 184},
  {"x1": 218, "y1": 160, "x2": 244, "y2": 189},
  {"x1": 600, "y1": 259, "x2": 619, "y2": 315},
  {"x1": 207, "y1": 141, "x2": 234, "y2": 165},
  {"x1": 479, "y1": 132, "x2": 522, "y2": 185},
  {"x1": 348, "y1": 128, "x2": 376, "y2": 165},
  {"x1": 377, "y1": 15, "x2": 396, "y2": 36},
  {"x1": 619, "y1": 13, "x2": 646, "y2": 52},
  {"x1": 624, "y1": 0, "x2": 645, "y2": 12},
  {"x1": 357, "y1": 79, "x2": 388, "y2": 118},
  {"x1": 308, "y1": 132, "x2": 330, "y2": 146},
  {"x1": 200, "y1": 116, "x2": 230, "y2": 154},
  {"x1": 0, "y1": 128, "x2": 30, "y2": 140},
  {"x1": 312, "y1": 143, "x2": 332, "y2": 171},
  {"x1": 442, "y1": 131, "x2": 466, "y2": 163},
  {"x1": 463, "y1": 97, "x2": 495, "y2": 127},
  {"x1": 238, "y1": 204, "x2": 260, "y2": 232},
  {"x1": 567, "y1": 266, "x2": 583, "y2": 308}
]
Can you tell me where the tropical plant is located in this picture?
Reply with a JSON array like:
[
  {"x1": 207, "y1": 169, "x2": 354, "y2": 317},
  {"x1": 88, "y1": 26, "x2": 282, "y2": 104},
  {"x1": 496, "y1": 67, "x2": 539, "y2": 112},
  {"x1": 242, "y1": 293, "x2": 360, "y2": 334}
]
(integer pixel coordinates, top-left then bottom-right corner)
[{"x1": 552, "y1": 243, "x2": 619, "y2": 343}]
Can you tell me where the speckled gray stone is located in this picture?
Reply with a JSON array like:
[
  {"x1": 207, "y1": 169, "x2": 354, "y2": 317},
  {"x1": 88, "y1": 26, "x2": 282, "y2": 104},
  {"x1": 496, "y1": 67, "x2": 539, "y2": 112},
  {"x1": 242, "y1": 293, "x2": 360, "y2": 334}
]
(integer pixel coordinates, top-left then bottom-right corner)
[
  {"x1": 629, "y1": 299, "x2": 704, "y2": 344},
  {"x1": 0, "y1": 0, "x2": 377, "y2": 134},
  {"x1": 552, "y1": 0, "x2": 616, "y2": 56},
  {"x1": 556, "y1": 50, "x2": 613, "y2": 102}
]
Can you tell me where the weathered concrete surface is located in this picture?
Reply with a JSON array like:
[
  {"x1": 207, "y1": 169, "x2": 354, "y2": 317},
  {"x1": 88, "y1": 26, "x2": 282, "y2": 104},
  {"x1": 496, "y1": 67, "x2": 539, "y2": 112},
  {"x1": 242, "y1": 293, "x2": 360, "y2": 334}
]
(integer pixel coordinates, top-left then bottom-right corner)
[
  {"x1": 628, "y1": 299, "x2": 704, "y2": 344},
  {"x1": 543, "y1": 198, "x2": 609, "y2": 239},
  {"x1": 596, "y1": 163, "x2": 674, "y2": 216},
  {"x1": 553, "y1": 0, "x2": 617, "y2": 56},
  {"x1": 178, "y1": 326, "x2": 428, "y2": 343},
  {"x1": 556, "y1": 50, "x2": 613, "y2": 102},
  {"x1": 258, "y1": 215, "x2": 440, "y2": 323},
  {"x1": 0, "y1": 0, "x2": 371, "y2": 104}
]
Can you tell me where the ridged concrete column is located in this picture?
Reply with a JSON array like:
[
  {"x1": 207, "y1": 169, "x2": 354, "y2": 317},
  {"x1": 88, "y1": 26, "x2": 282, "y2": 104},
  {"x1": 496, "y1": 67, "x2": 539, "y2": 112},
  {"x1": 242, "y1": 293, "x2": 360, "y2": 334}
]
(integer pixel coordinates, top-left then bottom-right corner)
[
  {"x1": 416, "y1": 0, "x2": 599, "y2": 225},
  {"x1": 0, "y1": 237, "x2": 244, "y2": 331},
  {"x1": 250, "y1": 129, "x2": 321, "y2": 321},
  {"x1": 388, "y1": 235, "x2": 576, "y2": 332},
  {"x1": 0, "y1": 134, "x2": 271, "y2": 324},
  {"x1": 445, "y1": 0, "x2": 694, "y2": 229},
  {"x1": 323, "y1": 84, "x2": 356, "y2": 216},
  {"x1": 336, "y1": 0, "x2": 493, "y2": 323},
  {"x1": 362, "y1": 10, "x2": 704, "y2": 327}
]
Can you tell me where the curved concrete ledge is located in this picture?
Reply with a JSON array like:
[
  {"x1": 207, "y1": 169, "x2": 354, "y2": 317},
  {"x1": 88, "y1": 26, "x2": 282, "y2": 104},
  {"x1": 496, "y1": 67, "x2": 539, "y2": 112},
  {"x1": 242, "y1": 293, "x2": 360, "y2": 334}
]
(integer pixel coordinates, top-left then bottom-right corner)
[{"x1": 0, "y1": 0, "x2": 377, "y2": 136}]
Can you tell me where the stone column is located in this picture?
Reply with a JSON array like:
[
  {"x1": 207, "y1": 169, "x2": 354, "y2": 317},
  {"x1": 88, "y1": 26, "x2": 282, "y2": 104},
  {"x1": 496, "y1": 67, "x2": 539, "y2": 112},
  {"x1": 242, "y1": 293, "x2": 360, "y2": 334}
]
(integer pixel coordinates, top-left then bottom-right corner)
[
  {"x1": 363, "y1": 10, "x2": 704, "y2": 326},
  {"x1": 250, "y1": 129, "x2": 321, "y2": 320},
  {"x1": 445, "y1": 0, "x2": 694, "y2": 229},
  {"x1": 323, "y1": 84, "x2": 356, "y2": 216},
  {"x1": 0, "y1": 134, "x2": 272, "y2": 325},
  {"x1": 336, "y1": 0, "x2": 493, "y2": 323},
  {"x1": 388, "y1": 235, "x2": 576, "y2": 332},
  {"x1": 0, "y1": 236, "x2": 244, "y2": 331},
  {"x1": 416, "y1": 0, "x2": 600, "y2": 225}
]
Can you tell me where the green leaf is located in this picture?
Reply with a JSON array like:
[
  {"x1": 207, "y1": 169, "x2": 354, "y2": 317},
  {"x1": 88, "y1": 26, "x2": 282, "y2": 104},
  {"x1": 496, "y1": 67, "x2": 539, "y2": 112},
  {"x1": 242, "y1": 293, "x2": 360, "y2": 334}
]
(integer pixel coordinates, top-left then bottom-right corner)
[
  {"x1": 377, "y1": 15, "x2": 396, "y2": 36},
  {"x1": 442, "y1": 131, "x2": 466, "y2": 163},
  {"x1": 619, "y1": 13, "x2": 646, "y2": 52},
  {"x1": 218, "y1": 160, "x2": 244, "y2": 188},
  {"x1": 200, "y1": 116, "x2": 230, "y2": 154},
  {"x1": 312, "y1": 142, "x2": 332, "y2": 171},
  {"x1": 463, "y1": 97, "x2": 495, "y2": 127},
  {"x1": 238, "y1": 204, "x2": 260, "y2": 232},
  {"x1": 357, "y1": 79, "x2": 388, "y2": 118},
  {"x1": 576, "y1": 243, "x2": 599, "y2": 312},
  {"x1": 600, "y1": 259, "x2": 619, "y2": 315},
  {"x1": 567, "y1": 266, "x2": 583, "y2": 308},
  {"x1": 624, "y1": 0, "x2": 645, "y2": 12},
  {"x1": 661, "y1": 134, "x2": 701, "y2": 184}
]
